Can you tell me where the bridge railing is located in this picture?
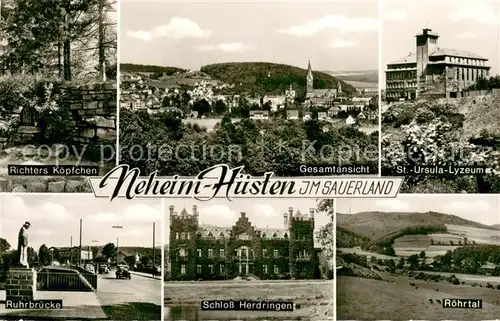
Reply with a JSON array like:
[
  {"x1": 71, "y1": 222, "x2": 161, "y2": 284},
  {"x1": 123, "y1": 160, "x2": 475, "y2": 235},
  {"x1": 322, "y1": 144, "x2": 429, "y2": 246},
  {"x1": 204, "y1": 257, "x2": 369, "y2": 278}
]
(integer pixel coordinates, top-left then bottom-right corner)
[{"x1": 37, "y1": 271, "x2": 94, "y2": 292}]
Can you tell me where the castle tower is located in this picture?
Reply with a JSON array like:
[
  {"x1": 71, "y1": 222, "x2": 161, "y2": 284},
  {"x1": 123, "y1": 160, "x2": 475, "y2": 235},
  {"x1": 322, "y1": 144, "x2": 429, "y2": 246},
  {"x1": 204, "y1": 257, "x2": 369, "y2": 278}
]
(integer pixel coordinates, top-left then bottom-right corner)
[
  {"x1": 416, "y1": 28, "x2": 439, "y2": 78},
  {"x1": 169, "y1": 206, "x2": 199, "y2": 280},
  {"x1": 306, "y1": 60, "x2": 314, "y2": 96}
]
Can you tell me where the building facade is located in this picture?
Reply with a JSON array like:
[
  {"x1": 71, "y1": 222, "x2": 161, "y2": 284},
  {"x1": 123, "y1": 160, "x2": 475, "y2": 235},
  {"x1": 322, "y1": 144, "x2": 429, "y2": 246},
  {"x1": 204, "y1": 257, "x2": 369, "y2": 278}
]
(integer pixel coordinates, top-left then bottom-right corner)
[
  {"x1": 386, "y1": 28, "x2": 491, "y2": 101},
  {"x1": 168, "y1": 205, "x2": 316, "y2": 280}
]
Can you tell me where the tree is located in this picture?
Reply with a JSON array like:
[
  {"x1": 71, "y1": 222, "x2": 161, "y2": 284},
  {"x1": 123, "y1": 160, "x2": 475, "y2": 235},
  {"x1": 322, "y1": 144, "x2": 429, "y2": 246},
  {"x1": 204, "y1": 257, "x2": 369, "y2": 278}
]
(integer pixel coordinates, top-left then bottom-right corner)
[
  {"x1": 102, "y1": 243, "x2": 116, "y2": 259},
  {"x1": 124, "y1": 255, "x2": 136, "y2": 267},
  {"x1": 213, "y1": 99, "x2": 227, "y2": 115},
  {"x1": 0, "y1": 238, "x2": 11, "y2": 253},
  {"x1": 27, "y1": 246, "x2": 38, "y2": 266},
  {"x1": 408, "y1": 254, "x2": 419, "y2": 270},
  {"x1": 91, "y1": 246, "x2": 99, "y2": 259},
  {"x1": 397, "y1": 258, "x2": 405, "y2": 269},
  {"x1": 140, "y1": 256, "x2": 151, "y2": 266},
  {"x1": 192, "y1": 99, "x2": 211, "y2": 116},
  {"x1": 316, "y1": 199, "x2": 333, "y2": 271},
  {"x1": 38, "y1": 244, "x2": 52, "y2": 266},
  {"x1": 419, "y1": 251, "x2": 426, "y2": 259}
]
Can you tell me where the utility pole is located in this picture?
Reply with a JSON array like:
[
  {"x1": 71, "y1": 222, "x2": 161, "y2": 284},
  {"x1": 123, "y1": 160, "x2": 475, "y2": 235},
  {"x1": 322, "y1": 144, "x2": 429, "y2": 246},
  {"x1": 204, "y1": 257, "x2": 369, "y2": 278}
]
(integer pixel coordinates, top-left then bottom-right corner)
[
  {"x1": 70, "y1": 236, "x2": 72, "y2": 266},
  {"x1": 116, "y1": 237, "x2": 119, "y2": 266},
  {"x1": 79, "y1": 219, "x2": 82, "y2": 267}
]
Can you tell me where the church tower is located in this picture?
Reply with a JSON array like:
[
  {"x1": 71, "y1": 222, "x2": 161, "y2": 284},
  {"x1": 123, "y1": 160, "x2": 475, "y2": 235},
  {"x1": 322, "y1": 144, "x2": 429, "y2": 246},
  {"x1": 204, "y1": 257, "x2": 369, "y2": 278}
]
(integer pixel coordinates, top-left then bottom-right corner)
[{"x1": 306, "y1": 60, "x2": 314, "y2": 96}]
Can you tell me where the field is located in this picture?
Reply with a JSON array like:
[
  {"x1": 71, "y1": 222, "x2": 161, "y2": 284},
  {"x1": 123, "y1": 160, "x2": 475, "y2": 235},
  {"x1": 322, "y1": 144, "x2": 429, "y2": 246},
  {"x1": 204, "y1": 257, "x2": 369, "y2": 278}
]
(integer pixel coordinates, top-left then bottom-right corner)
[
  {"x1": 164, "y1": 280, "x2": 333, "y2": 321},
  {"x1": 337, "y1": 274, "x2": 500, "y2": 320}
]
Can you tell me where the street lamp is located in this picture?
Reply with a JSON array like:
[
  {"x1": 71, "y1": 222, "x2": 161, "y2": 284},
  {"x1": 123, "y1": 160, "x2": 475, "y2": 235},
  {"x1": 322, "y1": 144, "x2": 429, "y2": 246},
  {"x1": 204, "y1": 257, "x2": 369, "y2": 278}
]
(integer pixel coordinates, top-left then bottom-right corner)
[{"x1": 112, "y1": 225, "x2": 123, "y2": 266}]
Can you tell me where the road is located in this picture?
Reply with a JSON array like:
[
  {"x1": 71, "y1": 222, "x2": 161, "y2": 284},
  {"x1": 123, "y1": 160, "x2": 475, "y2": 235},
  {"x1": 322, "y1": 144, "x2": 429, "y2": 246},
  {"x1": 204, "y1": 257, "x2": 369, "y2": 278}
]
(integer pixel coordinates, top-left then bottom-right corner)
[{"x1": 96, "y1": 268, "x2": 161, "y2": 320}]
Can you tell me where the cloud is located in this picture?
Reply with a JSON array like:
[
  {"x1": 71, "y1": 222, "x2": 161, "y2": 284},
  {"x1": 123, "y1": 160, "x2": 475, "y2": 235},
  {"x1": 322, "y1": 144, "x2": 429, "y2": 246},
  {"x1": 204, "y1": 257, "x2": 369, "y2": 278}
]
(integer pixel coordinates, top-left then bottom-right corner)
[
  {"x1": 253, "y1": 204, "x2": 278, "y2": 218},
  {"x1": 197, "y1": 42, "x2": 254, "y2": 53},
  {"x1": 201, "y1": 205, "x2": 236, "y2": 221},
  {"x1": 87, "y1": 212, "x2": 118, "y2": 222},
  {"x1": 277, "y1": 14, "x2": 378, "y2": 36},
  {"x1": 329, "y1": 39, "x2": 355, "y2": 48},
  {"x1": 383, "y1": 9, "x2": 406, "y2": 21},
  {"x1": 2, "y1": 196, "x2": 74, "y2": 222},
  {"x1": 455, "y1": 32, "x2": 477, "y2": 39},
  {"x1": 449, "y1": 3, "x2": 497, "y2": 24},
  {"x1": 123, "y1": 204, "x2": 161, "y2": 222},
  {"x1": 32, "y1": 229, "x2": 54, "y2": 237},
  {"x1": 375, "y1": 199, "x2": 410, "y2": 211},
  {"x1": 441, "y1": 200, "x2": 491, "y2": 215},
  {"x1": 127, "y1": 17, "x2": 211, "y2": 41}
]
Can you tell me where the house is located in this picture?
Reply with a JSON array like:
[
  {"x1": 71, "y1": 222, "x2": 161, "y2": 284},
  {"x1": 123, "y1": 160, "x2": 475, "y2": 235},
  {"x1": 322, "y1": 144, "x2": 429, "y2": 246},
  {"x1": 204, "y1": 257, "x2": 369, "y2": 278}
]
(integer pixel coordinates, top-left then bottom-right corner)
[
  {"x1": 345, "y1": 115, "x2": 356, "y2": 125},
  {"x1": 169, "y1": 206, "x2": 316, "y2": 280},
  {"x1": 262, "y1": 95, "x2": 285, "y2": 111},
  {"x1": 478, "y1": 262, "x2": 497, "y2": 275},
  {"x1": 357, "y1": 112, "x2": 366, "y2": 120},
  {"x1": 249, "y1": 110, "x2": 269, "y2": 120},
  {"x1": 317, "y1": 112, "x2": 327, "y2": 120},
  {"x1": 287, "y1": 110, "x2": 299, "y2": 120}
]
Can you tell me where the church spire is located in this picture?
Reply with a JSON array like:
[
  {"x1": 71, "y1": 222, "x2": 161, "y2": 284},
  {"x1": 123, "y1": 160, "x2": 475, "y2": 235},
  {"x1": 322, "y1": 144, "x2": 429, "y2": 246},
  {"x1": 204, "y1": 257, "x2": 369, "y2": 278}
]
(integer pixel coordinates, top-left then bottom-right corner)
[{"x1": 306, "y1": 59, "x2": 314, "y2": 95}]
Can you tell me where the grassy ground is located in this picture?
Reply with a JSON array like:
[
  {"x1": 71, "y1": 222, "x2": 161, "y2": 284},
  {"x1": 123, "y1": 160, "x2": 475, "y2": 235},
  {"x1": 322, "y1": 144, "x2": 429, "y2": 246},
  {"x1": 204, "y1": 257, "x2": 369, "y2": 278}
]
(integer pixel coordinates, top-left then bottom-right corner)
[
  {"x1": 165, "y1": 280, "x2": 333, "y2": 321},
  {"x1": 101, "y1": 302, "x2": 160, "y2": 321},
  {"x1": 337, "y1": 274, "x2": 500, "y2": 320}
]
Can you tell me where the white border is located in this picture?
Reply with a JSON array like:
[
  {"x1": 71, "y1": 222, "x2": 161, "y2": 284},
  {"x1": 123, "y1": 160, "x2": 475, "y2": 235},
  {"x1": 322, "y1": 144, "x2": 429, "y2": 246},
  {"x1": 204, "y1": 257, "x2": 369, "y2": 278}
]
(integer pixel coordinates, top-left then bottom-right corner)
[
  {"x1": 115, "y1": 0, "x2": 121, "y2": 167},
  {"x1": 160, "y1": 198, "x2": 165, "y2": 321},
  {"x1": 377, "y1": 0, "x2": 383, "y2": 177}
]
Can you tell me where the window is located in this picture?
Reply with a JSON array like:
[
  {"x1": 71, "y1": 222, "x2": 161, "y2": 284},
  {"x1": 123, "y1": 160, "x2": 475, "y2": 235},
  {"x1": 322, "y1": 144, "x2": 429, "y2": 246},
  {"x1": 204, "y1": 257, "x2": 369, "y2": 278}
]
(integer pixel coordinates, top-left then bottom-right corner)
[
  {"x1": 220, "y1": 264, "x2": 224, "y2": 274},
  {"x1": 219, "y1": 249, "x2": 225, "y2": 258},
  {"x1": 197, "y1": 264, "x2": 202, "y2": 274},
  {"x1": 263, "y1": 265, "x2": 268, "y2": 274},
  {"x1": 179, "y1": 248, "x2": 186, "y2": 257},
  {"x1": 187, "y1": 232, "x2": 191, "y2": 240},
  {"x1": 175, "y1": 233, "x2": 179, "y2": 240},
  {"x1": 262, "y1": 249, "x2": 267, "y2": 258},
  {"x1": 180, "y1": 264, "x2": 186, "y2": 275},
  {"x1": 274, "y1": 249, "x2": 279, "y2": 258},
  {"x1": 209, "y1": 264, "x2": 214, "y2": 274},
  {"x1": 180, "y1": 232, "x2": 185, "y2": 240},
  {"x1": 274, "y1": 265, "x2": 279, "y2": 274},
  {"x1": 197, "y1": 249, "x2": 202, "y2": 257},
  {"x1": 208, "y1": 249, "x2": 213, "y2": 258},
  {"x1": 238, "y1": 233, "x2": 250, "y2": 240}
]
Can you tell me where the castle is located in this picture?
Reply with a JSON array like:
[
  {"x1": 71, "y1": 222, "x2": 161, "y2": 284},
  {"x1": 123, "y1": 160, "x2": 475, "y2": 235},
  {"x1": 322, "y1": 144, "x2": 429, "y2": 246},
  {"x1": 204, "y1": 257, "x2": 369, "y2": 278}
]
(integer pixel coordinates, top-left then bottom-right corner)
[{"x1": 168, "y1": 205, "x2": 317, "y2": 280}]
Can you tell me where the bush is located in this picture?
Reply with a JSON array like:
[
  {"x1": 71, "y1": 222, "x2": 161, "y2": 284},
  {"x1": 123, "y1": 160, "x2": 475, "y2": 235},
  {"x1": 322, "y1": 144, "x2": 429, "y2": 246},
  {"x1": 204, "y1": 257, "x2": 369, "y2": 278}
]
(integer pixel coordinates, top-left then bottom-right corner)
[
  {"x1": 394, "y1": 110, "x2": 414, "y2": 128},
  {"x1": 415, "y1": 108, "x2": 435, "y2": 123}
]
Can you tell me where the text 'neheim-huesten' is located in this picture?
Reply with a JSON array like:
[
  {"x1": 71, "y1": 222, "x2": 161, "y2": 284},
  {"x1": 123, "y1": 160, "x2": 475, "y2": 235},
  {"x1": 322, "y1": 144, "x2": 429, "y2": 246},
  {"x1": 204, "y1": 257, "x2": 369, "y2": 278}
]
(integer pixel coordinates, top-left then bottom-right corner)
[{"x1": 89, "y1": 164, "x2": 403, "y2": 201}]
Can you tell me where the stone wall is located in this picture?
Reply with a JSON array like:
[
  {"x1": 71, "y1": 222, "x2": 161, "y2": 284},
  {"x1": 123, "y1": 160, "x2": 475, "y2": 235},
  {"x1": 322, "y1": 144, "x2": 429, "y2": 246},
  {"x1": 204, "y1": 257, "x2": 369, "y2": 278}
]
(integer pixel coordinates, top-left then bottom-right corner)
[
  {"x1": 61, "y1": 82, "x2": 117, "y2": 145},
  {"x1": 0, "y1": 176, "x2": 91, "y2": 193},
  {"x1": 6, "y1": 268, "x2": 36, "y2": 301}
]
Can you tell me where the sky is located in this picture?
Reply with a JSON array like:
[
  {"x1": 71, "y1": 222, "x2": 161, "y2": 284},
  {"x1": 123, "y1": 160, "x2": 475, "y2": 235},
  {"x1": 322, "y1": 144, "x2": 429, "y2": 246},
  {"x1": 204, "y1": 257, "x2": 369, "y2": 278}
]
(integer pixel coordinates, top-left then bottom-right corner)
[
  {"x1": 0, "y1": 195, "x2": 162, "y2": 251},
  {"x1": 381, "y1": 0, "x2": 500, "y2": 87},
  {"x1": 120, "y1": 0, "x2": 378, "y2": 71},
  {"x1": 336, "y1": 195, "x2": 500, "y2": 226},
  {"x1": 165, "y1": 199, "x2": 332, "y2": 246}
]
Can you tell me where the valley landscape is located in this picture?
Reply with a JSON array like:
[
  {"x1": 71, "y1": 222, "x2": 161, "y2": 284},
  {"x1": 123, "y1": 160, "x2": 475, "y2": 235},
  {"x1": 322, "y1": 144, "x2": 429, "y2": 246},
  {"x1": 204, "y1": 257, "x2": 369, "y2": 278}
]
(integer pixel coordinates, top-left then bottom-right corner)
[{"x1": 336, "y1": 196, "x2": 500, "y2": 320}]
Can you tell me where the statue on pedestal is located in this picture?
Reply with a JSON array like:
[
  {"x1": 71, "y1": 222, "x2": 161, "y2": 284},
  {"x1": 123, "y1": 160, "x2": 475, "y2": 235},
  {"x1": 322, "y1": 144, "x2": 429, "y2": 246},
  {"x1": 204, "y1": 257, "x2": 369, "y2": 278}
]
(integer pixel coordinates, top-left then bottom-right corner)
[{"x1": 17, "y1": 221, "x2": 31, "y2": 268}]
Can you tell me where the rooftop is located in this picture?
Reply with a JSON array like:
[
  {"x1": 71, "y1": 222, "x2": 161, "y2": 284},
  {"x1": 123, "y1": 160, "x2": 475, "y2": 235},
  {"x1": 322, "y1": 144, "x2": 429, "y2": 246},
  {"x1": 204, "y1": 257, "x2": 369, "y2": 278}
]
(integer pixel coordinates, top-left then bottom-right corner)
[{"x1": 430, "y1": 48, "x2": 488, "y2": 60}]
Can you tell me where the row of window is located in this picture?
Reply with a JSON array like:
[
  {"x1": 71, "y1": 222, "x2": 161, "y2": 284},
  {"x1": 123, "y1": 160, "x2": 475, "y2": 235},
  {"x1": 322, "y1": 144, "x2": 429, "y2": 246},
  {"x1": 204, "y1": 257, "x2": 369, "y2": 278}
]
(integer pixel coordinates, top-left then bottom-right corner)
[
  {"x1": 179, "y1": 264, "x2": 281, "y2": 275},
  {"x1": 386, "y1": 81, "x2": 418, "y2": 89},
  {"x1": 448, "y1": 67, "x2": 487, "y2": 82},
  {"x1": 444, "y1": 56, "x2": 486, "y2": 66},
  {"x1": 174, "y1": 231, "x2": 312, "y2": 240},
  {"x1": 387, "y1": 71, "x2": 417, "y2": 80},
  {"x1": 176, "y1": 248, "x2": 309, "y2": 259}
]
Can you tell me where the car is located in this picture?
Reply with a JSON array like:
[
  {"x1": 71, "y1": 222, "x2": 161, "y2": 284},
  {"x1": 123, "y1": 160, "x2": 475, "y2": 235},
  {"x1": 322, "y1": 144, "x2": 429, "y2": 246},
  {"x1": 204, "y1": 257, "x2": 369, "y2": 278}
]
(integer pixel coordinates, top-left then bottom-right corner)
[
  {"x1": 115, "y1": 265, "x2": 131, "y2": 279},
  {"x1": 99, "y1": 264, "x2": 109, "y2": 274}
]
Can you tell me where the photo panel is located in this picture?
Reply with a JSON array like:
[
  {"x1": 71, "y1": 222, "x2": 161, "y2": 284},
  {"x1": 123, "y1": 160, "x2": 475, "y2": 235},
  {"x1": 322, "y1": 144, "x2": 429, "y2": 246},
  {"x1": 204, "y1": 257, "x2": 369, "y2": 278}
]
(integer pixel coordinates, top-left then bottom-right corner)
[
  {"x1": 119, "y1": 0, "x2": 379, "y2": 177},
  {"x1": 336, "y1": 194, "x2": 500, "y2": 320},
  {"x1": 0, "y1": 194, "x2": 161, "y2": 321},
  {"x1": 164, "y1": 198, "x2": 334, "y2": 321},
  {"x1": 0, "y1": 0, "x2": 118, "y2": 193},
  {"x1": 380, "y1": 0, "x2": 500, "y2": 193}
]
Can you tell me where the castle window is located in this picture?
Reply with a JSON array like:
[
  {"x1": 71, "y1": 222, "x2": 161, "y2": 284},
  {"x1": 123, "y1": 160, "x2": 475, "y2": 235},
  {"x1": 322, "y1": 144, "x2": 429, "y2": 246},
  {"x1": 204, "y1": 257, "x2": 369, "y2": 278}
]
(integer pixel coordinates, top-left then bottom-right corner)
[
  {"x1": 238, "y1": 233, "x2": 251, "y2": 241},
  {"x1": 179, "y1": 248, "x2": 186, "y2": 257},
  {"x1": 187, "y1": 232, "x2": 191, "y2": 240},
  {"x1": 208, "y1": 249, "x2": 213, "y2": 258},
  {"x1": 180, "y1": 232, "x2": 185, "y2": 240},
  {"x1": 197, "y1": 264, "x2": 202, "y2": 274},
  {"x1": 220, "y1": 264, "x2": 224, "y2": 274},
  {"x1": 274, "y1": 265, "x2": 279, "y2": 274},
  {"x1": 180, "y1": 264, "x2": 186, "y2": 275},
  {"x1": 262, "y1": 249, "x2": 267, "y2": 258},
  {"x1": 219, "y1": 249, "x2": 225, "y2": 258},
  {"x1": 264, "y1": 265, "x2": 268, "y2": 274},
  {"x1": 176, "y1": 233, "x2": 179, "y2": 240},
  {"x1": 197, "y1": 249, "x2": 202, "y2": 257},
  {"x1": 273, "y1": 249, "x2": 279, "y2": 258},
  {"x1": 209, "y1": 264, "x2": 214, "y2": 274}
]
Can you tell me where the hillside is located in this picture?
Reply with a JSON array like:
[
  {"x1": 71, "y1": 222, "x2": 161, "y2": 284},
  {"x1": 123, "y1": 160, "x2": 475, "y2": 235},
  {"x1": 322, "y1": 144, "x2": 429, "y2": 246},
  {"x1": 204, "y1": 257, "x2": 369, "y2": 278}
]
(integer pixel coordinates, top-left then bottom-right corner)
[
  {"x1": 337, "y1": 226, "x2": 371, "y2": 248},
  {"x1": 327, "y1": 70, "x2": 378, "y2": 84},
  {"x1": 200, "y1": 62, "x2": 356, "y2": 95},
  {"x1": 337, "y1": 211, "x2": 497, "y2": 240},
  {"x1": 120, "y1": 63, "x2": 186, "y2": 75}
]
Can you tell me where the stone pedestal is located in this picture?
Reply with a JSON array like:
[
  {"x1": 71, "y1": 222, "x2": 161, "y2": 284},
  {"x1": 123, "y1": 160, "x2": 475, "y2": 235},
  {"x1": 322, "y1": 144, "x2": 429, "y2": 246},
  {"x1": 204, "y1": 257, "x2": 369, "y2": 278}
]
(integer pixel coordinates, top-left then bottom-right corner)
[{"x1": 6, "y1": 267, "x2": 37, "y2": 301}]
